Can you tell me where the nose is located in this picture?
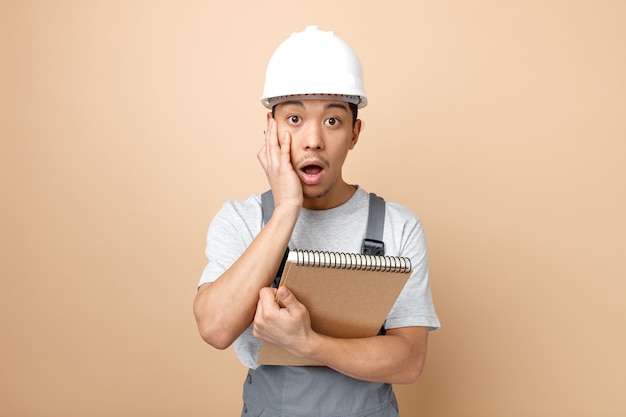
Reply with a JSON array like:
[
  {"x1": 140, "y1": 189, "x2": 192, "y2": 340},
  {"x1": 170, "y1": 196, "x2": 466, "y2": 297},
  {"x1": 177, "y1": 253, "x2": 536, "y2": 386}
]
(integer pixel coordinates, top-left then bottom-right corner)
[{"x1": 302, "y1": 122, "x2": 324, "y2": 151}]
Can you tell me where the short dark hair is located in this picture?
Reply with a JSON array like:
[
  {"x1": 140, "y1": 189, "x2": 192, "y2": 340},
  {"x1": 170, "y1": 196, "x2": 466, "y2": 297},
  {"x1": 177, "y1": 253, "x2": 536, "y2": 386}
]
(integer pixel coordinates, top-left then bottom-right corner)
[{"x1": 271, "y1": 102, "x2": 359, "y2": 126}]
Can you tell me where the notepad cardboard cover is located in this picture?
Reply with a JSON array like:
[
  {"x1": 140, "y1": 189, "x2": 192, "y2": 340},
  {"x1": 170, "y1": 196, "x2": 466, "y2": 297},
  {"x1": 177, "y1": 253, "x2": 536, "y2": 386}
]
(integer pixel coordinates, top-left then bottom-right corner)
[{"x1": 257, "y1": 261, "x2": 410, "y2": 366}]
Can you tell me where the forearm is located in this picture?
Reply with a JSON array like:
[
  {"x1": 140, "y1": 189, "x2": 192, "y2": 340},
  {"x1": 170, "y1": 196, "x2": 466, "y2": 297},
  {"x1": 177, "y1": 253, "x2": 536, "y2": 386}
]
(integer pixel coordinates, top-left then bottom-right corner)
[
  {"x1": 254, "y1": 287, "x2": 430, "y2": 383},
  {"x1": 194, "y1": 205, "x2": 299, "y2": 348},
  {"x1": 301, "y1": 327, "x2": 429, "y2": 384}
]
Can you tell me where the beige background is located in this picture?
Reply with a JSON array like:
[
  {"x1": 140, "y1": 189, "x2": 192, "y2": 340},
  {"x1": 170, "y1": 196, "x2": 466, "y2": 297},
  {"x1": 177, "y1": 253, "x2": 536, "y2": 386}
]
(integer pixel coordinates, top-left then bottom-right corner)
[{"x1": 2, "y1": 1, "x2": 625, "y2": 416}]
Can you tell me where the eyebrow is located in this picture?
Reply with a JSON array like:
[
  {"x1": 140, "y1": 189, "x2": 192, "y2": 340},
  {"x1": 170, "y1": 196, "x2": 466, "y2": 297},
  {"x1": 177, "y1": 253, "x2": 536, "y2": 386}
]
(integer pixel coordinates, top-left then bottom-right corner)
[
  {"x1": 280, "y1": 100, "x2": 306, "y2": 108},
  {"x1": 324, "y1": 102, "x2": 350, "y2": 112}
]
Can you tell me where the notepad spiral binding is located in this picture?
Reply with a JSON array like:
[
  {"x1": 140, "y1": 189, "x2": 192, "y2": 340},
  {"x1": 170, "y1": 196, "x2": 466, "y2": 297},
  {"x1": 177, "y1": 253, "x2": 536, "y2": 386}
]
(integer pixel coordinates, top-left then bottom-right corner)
[{"x1": 291, "y1": 249, "x2": 411, "y2": 273}]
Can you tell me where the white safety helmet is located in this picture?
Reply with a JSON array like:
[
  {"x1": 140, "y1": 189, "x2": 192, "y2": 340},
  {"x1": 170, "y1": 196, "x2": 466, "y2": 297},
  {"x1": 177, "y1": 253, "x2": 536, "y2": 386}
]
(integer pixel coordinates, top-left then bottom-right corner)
[{"x1": 261, "y1": 26, "x2": 367, "y2": 109}]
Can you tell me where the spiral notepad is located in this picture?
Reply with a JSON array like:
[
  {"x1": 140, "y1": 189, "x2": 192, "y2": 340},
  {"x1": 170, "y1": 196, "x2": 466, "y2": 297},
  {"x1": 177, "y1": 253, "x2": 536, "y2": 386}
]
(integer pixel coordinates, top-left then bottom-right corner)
[
  {"x1": 257, "y1": 249, "x2": 413, "y2": 366},
  {"x1": 288, "y1": 249, "x2": 412, "y2": 273}
]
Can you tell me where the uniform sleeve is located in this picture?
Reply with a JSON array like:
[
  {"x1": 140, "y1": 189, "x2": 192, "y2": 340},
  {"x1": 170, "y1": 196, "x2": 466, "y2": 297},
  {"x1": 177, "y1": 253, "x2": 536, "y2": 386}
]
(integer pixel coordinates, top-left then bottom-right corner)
[
  {"x1": 198, "y1": 197, "x2": 262, "y2": 288},
  {"x1": 384, "y1": 211, "x2": 440, "y2": 331}
]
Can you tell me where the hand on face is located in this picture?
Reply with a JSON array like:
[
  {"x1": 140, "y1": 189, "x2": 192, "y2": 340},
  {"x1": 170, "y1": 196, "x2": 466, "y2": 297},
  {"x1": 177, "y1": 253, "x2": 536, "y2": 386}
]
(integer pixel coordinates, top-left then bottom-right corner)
[{"x1": 257, "y1": 118, "x2": 303, "y2": 210}]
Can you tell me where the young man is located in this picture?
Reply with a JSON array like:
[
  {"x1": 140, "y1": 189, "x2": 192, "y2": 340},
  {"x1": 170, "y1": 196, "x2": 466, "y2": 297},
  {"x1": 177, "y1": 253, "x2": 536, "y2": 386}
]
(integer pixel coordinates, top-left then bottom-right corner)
[{"x1": 193, "y1": 26, "x2": 439, "y2": 416}]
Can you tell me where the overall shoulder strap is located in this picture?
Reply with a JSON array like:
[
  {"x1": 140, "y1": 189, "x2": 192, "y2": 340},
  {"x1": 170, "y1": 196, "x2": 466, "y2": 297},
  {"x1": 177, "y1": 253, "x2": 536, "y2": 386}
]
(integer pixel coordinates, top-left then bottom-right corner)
[
  {"x1": 261, "y1": 190, "x2": 274, "y2": 227},
  {"x1": 261, "y1": 190, "x2": 289, "y2": 288},
  {"x1": 362, "y1": 192, "x2": 388, "y2": 336},
  {"x1": 361, "y1": 193, "x2": 386, "y2": 256},
  {"x1": 261, "y1": 190, "x2": 387, "y2": 286},
  {"x1": 263, "y1": 190, "x2": 386, "y2": 251}
]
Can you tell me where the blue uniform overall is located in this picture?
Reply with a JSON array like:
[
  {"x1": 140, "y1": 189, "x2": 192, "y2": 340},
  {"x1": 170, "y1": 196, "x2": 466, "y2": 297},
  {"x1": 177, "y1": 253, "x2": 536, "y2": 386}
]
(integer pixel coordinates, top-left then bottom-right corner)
[
  {"x1": 242, "y1": 192, "x2": 398, "y2": 417},
  {"x1": 242, "y1": 366, "x2": 399, "y2": 417}
]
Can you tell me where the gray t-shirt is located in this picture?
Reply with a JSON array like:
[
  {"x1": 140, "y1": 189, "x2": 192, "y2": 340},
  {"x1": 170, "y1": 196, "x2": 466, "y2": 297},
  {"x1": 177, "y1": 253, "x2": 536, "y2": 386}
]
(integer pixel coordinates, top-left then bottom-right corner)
[{"x1": 199, "y1": 186, "x2": 440, "y2": 369}]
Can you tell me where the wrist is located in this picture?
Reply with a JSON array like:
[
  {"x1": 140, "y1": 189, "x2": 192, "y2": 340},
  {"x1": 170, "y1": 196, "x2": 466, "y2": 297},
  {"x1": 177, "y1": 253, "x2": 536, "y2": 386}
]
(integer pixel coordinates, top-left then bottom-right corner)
[
  {"x1": 294, "y1": 331, "x2": 326, "y2": 362},
  {"x1": 271, "y1": 202, "x2": 301, "y2": 222}
]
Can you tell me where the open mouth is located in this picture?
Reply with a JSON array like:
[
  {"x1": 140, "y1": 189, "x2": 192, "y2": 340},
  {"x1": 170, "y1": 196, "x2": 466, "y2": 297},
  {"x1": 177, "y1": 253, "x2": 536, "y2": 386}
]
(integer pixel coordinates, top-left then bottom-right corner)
[
  {"x1": 301, "y1": 164, "x2": 323, "y2": 176},
  {"x1": 298, "y1": 161, "x2": 325, "y2": 185}
]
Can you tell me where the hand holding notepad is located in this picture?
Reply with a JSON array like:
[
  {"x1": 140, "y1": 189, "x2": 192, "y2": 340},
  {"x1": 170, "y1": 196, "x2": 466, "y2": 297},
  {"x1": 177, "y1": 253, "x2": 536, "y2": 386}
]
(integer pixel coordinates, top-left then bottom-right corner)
[{"x1": 257, "y1": 249, "x2": 412, "y2": 366}]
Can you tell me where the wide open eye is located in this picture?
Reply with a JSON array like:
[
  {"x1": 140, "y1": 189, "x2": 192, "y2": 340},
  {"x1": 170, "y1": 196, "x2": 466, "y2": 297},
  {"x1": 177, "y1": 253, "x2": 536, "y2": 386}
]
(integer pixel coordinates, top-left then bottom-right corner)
[
  {"x1": 288, "y1": 115, "x2": 301, "y2": 124},
  {"x1": 325, "y1": 117, "x2": 340, "y2": 126}
]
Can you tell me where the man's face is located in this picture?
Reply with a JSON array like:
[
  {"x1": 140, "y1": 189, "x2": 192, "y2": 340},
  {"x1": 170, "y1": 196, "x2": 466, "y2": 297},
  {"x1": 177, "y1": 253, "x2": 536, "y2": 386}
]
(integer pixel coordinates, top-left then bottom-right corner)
[{"x1": 271, "y1": 99, "x2": 361, "y2": 207}]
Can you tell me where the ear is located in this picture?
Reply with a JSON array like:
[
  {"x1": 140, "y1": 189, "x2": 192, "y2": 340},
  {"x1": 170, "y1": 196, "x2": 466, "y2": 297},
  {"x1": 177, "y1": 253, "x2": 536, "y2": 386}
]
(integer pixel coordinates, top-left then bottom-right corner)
[{"x1": 349, "y1": 119, "x2": 362, "y2": 150}]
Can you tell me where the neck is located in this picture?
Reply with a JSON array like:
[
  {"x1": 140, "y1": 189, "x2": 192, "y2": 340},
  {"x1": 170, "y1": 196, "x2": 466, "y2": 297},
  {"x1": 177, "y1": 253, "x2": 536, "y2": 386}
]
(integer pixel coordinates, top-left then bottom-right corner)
[{"x1": 302, "y1": 182, "x2": 357, "y2": 210}]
